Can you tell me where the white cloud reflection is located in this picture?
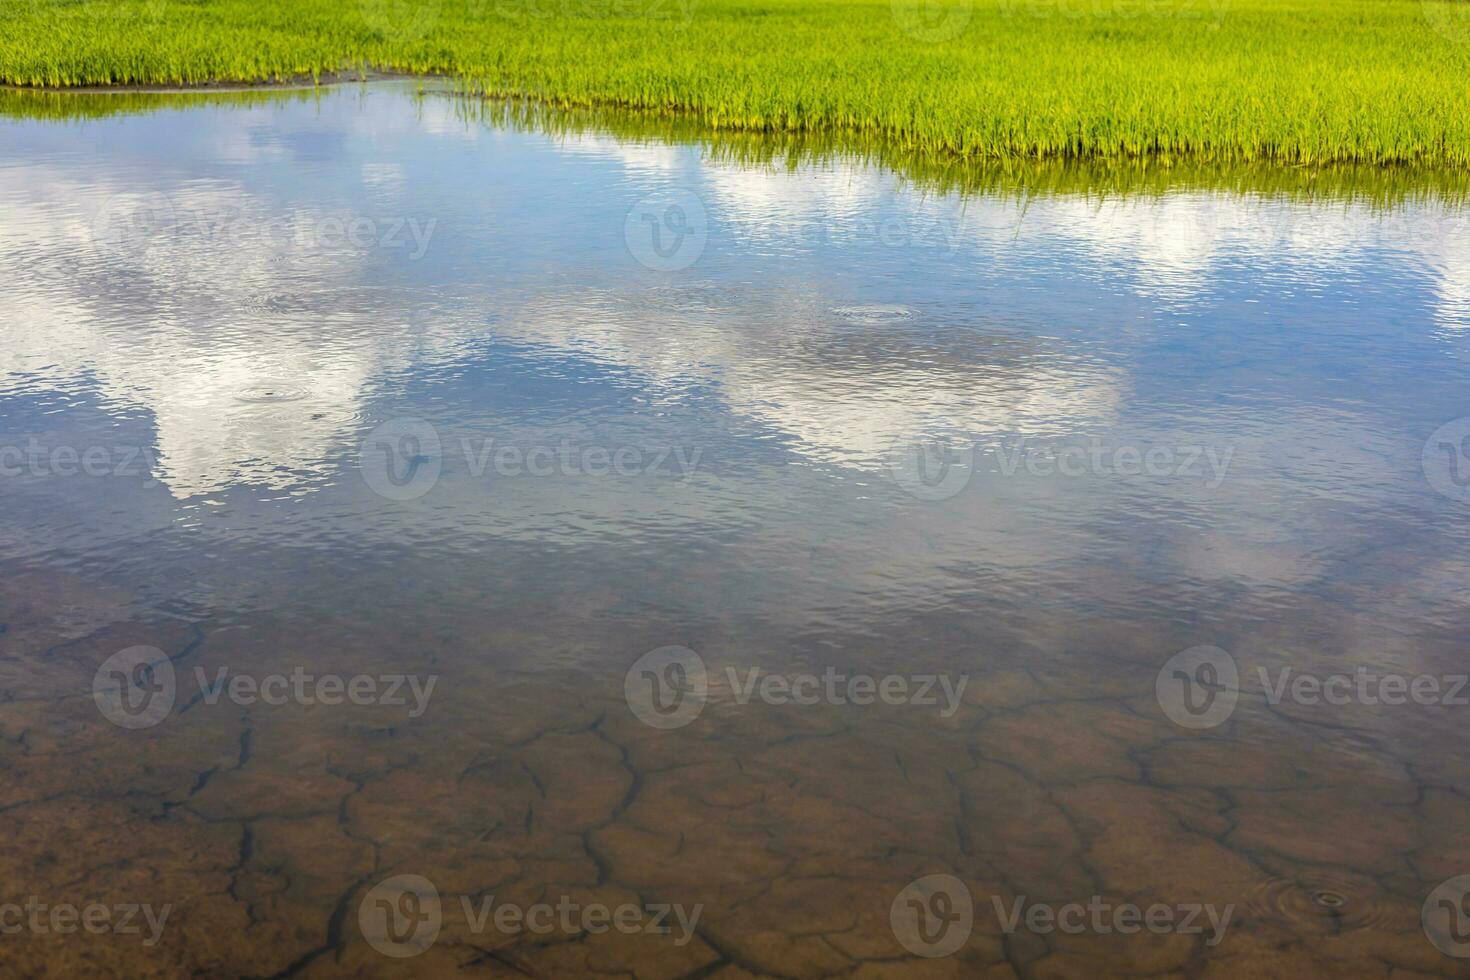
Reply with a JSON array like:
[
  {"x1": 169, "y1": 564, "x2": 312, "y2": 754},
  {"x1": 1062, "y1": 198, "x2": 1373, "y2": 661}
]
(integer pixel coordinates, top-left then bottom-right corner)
[{"x1": 1, "y1": 85, "x2": 1466, "y2": 512}]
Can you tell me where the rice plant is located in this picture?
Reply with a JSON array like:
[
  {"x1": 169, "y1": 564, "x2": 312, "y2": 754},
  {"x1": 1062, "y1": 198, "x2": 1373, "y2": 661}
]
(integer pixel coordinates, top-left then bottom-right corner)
[{"x1": 2, "y1": 0, "x2": 1468, "y2": 165}]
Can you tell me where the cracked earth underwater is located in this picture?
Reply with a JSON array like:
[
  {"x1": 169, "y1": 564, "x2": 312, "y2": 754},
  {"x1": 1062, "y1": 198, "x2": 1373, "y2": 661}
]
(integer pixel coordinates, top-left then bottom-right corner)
[{"x1": 3, "y1": 83, "x2": 1470, "y2": 979}]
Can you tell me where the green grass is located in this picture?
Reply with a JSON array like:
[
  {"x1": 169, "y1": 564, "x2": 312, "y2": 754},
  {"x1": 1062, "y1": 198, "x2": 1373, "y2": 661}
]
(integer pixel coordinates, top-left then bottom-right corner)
[{"x1": 3, "y1": 0, "x2": 1470, "y2": 166}]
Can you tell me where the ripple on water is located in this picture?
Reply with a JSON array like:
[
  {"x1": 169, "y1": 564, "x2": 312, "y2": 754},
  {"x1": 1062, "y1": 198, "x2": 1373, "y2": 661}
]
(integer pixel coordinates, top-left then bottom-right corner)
[
  {"x1": 247, "y1": 292, "x2": 313, "y2": 314},
  {"x1": 1245, "y1": 874, "x2": 1396, "y2": 933},
  {"x1": 640, "y1": 282, "x2": 748, "y2": 314},
  {"x1": 830, "y1": 304, "x2": 914, "y2": 323},
  {"x1": 234, "y1": 385, "x2": 311, "y2": 405}
]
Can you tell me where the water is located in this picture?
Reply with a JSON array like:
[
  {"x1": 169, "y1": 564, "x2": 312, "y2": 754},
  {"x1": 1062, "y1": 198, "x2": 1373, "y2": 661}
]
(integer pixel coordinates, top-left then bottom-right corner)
[{"x1": 2, "y1": 82, "x2": 1469, "y2": 977}]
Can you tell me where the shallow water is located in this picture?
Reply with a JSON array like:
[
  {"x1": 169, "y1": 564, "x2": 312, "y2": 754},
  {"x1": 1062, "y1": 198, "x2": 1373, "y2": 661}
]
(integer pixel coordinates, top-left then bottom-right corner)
[{"x1": 2, "y1": 82, "x2": 1470, "y2": 978}]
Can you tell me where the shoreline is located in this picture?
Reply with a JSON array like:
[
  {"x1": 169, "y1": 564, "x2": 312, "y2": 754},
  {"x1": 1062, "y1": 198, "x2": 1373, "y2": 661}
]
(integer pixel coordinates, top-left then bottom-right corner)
[
  {"x1": 0, "y1": 69, "x2": 440, "y2": 95},
  {"x1": 4, "y1": 75, "x2": 1468, "y2": 197}
]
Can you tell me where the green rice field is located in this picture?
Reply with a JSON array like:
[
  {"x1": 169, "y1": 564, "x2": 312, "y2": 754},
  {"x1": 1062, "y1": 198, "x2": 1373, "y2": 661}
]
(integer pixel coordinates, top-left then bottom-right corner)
[{"x1": 3, "y1": 0, "x2": 1470, "y2": 165}]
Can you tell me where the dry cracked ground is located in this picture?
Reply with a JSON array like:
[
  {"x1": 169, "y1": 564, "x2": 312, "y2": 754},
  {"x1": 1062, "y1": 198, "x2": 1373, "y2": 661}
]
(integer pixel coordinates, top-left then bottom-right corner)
[{"x1": 2, "y1": 565, "x2": 1469, "y2": 979}]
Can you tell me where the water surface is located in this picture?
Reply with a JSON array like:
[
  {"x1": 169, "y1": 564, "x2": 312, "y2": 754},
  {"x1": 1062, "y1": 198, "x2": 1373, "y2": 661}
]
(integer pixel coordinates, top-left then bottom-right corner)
[{"x1": 2, "y1": 83, "x2": 1469, "y2": 977}]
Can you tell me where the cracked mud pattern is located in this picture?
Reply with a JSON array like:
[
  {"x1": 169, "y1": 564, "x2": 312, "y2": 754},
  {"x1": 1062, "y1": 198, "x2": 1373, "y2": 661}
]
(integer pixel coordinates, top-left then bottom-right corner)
[{"x1": 3, "y1": 563, "x2": 1468, "y2": 979}]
